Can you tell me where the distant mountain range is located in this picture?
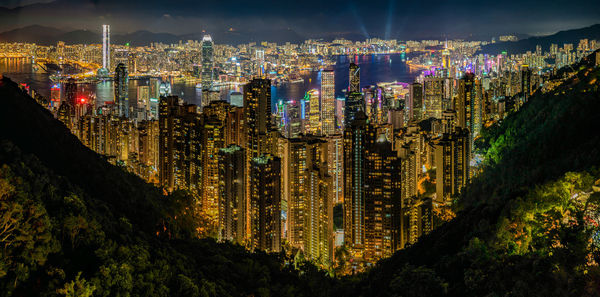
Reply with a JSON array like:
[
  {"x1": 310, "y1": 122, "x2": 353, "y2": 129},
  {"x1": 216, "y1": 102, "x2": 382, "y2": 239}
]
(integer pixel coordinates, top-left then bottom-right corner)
[
  {"x1": 479, "y1": 24, "x2": 600, "y2": 54},
  {"x1": 0, "y1": 25, "x2": 308, "y2": 46}
]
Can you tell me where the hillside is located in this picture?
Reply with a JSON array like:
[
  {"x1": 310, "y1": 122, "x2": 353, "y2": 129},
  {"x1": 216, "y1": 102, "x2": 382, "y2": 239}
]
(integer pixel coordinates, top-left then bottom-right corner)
[
  {"x1": 0, "y1": 77, "x2": 329, "y2": 296},
  {"x1": 0, "y1": 25, "x2": 307, "y2": 46},
  {"x1": 479, "y1": 24, "x2": 600, "y2": 55},
  {"x1": 334, "y1": 51, "x2": 600, "y2": 296}
]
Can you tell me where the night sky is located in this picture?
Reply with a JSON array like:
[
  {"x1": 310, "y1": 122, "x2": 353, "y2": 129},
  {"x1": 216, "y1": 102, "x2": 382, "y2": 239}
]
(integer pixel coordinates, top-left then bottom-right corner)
[{"x1": 1, "y1": 0, "x2": 599, "y2": 40}]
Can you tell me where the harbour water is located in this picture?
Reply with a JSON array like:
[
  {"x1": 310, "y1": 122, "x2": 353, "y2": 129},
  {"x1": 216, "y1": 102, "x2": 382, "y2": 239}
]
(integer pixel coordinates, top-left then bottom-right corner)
[{"x1": 0, "y1": 53, "x2": 419, "y2": 108}]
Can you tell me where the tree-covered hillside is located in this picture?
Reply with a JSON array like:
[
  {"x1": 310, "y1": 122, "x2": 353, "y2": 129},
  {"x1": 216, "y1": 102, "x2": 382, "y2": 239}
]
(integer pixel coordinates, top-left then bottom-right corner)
[
  {"x1": 0, "y1": 77, "x2": 331, "y2": 296},
  {"x1": 335, "y1": 52, "x2": 600, "y2": 296}
]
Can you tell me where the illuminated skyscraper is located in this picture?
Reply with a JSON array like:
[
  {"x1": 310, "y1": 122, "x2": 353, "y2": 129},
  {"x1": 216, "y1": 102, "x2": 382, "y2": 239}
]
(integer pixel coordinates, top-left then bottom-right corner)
[
  {"x1": 102, "y1": 24, "x2": 110, "y2": 70},
  {"x1": 218, "y1": 145, "x2": 246, "y2": 244},
  {"x1": 345, "y1": 63, "x2": 364, "y2": 127},
  {"x1": 343, "y1": 112, "x2": 376, "y2": 252},
  {"x1": 349, "y1": 63, "x2": 360, "y2": 93},
  {"x1": 307, "y1": 89, "x2": 321, "y2": 135},
  {"x1": 409, "y1": 82, "x2": 423, "y2": 121},
  {"x1": 201, "y1": 113, "x2": 226, "y2": 219},
  {"x1": 201, "y1": 35, "x2": 214, "y2": 93},
  {"x1": 158, "y1": 96, "x2": 202, "y2": 194},
  {"x1": 244, "y1": 78, "x2": 272, "y2": 237},
  {"x1": 434, "y1": 127, "x2": 470, "y2": 203},
  {"x1": 321, "y1": 70, "x2": 335, "y2": 135},
  {"x1": 456, "y1": 73, "x2": 475, "y2": 131},
  {"x1": 286, "y1": 136, "x2": 333, "y2": 262},
  {"x1": 423, "y1": 75, "x2": 444, "y2": 119},
  {"x1": 327, "y1": 135, "x2": 344, "y2": 204},
  {"x1": 250, "y1": 154, "x2": 281, "y2": 252},
  {"x1": 363, "y1": 137, "x2": 402, "y2": 262},
  {"x1": 114, "y1": 63, "x2": 128, "y2": 117}
]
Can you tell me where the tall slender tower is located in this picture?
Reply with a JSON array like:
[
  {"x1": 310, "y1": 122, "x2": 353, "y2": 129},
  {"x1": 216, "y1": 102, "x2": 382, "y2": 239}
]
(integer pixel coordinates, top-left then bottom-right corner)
[
  {"x1": 345, "y1": 63, "x2": 364, "y2": 126},
  {"x1": 321, "y1": 70, "x2": 335, "y2": 135},
  {"x1": 250, "y1": 154, "x2": 281, "y2": 252},
  {"x1": 243, "y1": 78, "x2": 272, "y2": 238},
  {"x1": 349, "y1": 63, "x2": 360, "y2": 93},
  {"x1": 201, "y1": 35, "x2": 214, "y2": 92},
  {"x1": 307, "y1": 89, "x2": 321, "y2": 135},
  {"x1": 102, "y1": 25, "x2": 110, "y2": 70}
]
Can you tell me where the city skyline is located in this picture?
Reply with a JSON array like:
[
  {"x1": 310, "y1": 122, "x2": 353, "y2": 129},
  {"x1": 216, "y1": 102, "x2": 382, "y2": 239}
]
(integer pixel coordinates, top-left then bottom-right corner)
[{"x1": 1, "y1": 5, "x2": 600, "y2": 295}]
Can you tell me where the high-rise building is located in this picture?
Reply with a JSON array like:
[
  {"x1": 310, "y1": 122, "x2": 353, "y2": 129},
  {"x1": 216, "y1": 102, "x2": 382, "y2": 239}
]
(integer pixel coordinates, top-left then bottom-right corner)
[
  {"x1": 286, "y1": 136, "x2": 333, "y2": 262},
  {"x1": 321, "y1": 70, "x2": 335, "y2": 135},
  {"x1": 363, "y1": 138, "x2": 402, "y2": 262},
  {"x1": 201, "y1": 35, "x2": 214, "y2": 93},
  {"x1": 343, "y1": 112, "x2": 376, "y2": 251},
  {"x1": 244, "y1": 78, "x2": 272, "y2": 237},
  {"x1": 102, "y1": 24, "x2": 110, "y2": 70},
  {"x1": 114, "y1": 63, "x2": 128, "y2": 117},
  {"x1": 423, "y1": 75, "x2": 444, "y2": 119},
  {"x1": 158, "y1": 96, "x2": 202, "y2": 194},
  {"x1": 409, "y1": 82, "x2": 423, "y2": 121},
  {"x1": 327, "y1": 135, "x2": 344, "y2": 204},
  {"x1": 218, "y1": 145, "x2": 246, "y2": 244},
  {"x1": 434, "y1": 127, "x2": 470, "y2": 203},
  {"x1": 250, "y1": 154, "x2": 281, "y2": 252},
  {"x1": 307, "y1": 89, "x2": 321, "y2": 135},
  {"x1": 456, "y1": 73, "x2": 475, "y2": 131},
  {"x1": 201, "y1": 114, "x2": 226, "y2": 219},
  {"x1": 349, "y1": 63, "x2": 360, "y2": 93},
  {"x1": 521, "y1": 64, "x2": 532, "y2": 102}
]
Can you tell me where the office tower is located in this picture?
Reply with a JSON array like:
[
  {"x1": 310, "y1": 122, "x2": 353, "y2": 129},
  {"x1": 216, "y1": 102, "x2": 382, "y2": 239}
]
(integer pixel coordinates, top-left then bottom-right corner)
[
  {"x1": 158, "y1": 96, "x2": 202, "y2": 193},
  {"x1": 349, "y1": 63, "x2": 360, "y2": 93},
  {"x1": 244, "y1": 78, "x2": 272, "y2": 237},
  {"x1": 423, "y1": 75, "x2": 444, "y2": 119},
  {"x1": 363, "y1": 138, "x2": 402, "y2": 262},
  {"x1": 321, "y1": 70, "x2": 335, "y2": 135},
  {"x1": 102, "y1": 24, "x2": 110, "y2": 70},
  {"x1": 218, "y1": 145, "x2": 246, "y2": 244},
  {"x1": 343, "y1": 112, "x2": 376, "y2": 251},
  {"x1": 345, "y1": 63, "x2": 364, "y2": 126},
  {"x1": 250, "y1": 154, "x2": 281, "y2": 252},
  {"x1": 327, "y1": 135, "x2": 344, "y2": 204},
  {"x1": 521, "y1": 65, "x2": 532, "y2": 102},
  {"x1": 307, "y1": 89, "x2": 321, "y2": 135},
  {"x1": 345, "y1": 91, "x2": 364, "y2": 127},
  {"x1": 201, "y1": 35, "x2": 214, "y2": 92},
  {"x1": 456, "y1": 73, "x2": 475, "y2": 131},
  {"x1": 285, "y1": 100, "x2": 303, "y2": 138},
  {"x1": 409, "y1": 83, "x2": 423, "y2": 121},
  {"x1": 441, "y1": 43, "x2": 450, "y2": 70},
  {"x1": 114, "y1": 63, "x2": 128, "y2": 117}
]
